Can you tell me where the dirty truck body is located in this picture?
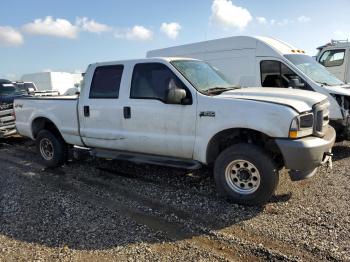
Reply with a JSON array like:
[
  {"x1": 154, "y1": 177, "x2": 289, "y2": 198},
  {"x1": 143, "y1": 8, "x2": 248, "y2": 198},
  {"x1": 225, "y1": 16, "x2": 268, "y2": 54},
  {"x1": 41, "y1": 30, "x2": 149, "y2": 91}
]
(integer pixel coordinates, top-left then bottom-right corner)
[{"x1": 14, "y1": 58, "x2": 335, "y2": 205}]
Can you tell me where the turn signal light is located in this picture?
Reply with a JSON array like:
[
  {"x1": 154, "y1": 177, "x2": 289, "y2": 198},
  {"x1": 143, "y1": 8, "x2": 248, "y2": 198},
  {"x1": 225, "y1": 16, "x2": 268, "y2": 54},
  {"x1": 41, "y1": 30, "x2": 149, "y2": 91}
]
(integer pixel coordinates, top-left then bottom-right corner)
[{"x1": 289, "y1": 130, "x2": 298, "y2": 139}]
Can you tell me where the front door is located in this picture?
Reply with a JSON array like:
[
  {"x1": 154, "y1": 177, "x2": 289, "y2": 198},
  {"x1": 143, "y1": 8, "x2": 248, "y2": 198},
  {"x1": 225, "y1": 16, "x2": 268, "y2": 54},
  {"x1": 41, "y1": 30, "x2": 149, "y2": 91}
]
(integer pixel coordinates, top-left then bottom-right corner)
[{"x1": 122, "y1": 62, "x2": 197, "y2": 159}]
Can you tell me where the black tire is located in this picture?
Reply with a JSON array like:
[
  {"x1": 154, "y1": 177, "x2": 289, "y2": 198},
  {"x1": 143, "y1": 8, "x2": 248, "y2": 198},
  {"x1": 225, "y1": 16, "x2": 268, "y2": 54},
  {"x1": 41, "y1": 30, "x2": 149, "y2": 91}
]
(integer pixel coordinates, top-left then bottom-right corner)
[
  {"x1": 214, "y1": 143, "x2": 278, "y2": 206},
  {"x1": 36, "y1": 130, "x2": 68, "y2": 168}
]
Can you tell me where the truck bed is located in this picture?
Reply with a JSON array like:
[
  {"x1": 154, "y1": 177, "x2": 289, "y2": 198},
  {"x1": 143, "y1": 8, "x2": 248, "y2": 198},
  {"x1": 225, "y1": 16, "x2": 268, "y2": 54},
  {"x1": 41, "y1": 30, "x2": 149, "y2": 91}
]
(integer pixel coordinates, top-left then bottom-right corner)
[{"x1": 14, "y1": 96, "x2": 81, "y2": 145}]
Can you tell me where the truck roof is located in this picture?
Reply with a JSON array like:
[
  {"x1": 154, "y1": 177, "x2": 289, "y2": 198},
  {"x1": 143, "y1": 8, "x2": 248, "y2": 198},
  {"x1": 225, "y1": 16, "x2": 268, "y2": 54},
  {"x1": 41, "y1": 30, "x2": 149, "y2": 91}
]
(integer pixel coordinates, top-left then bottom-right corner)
[
  {"x1": 147, "y1": 36, "x2": 306, "y2": 58},
  {"x1": 91, "y1": 57, "x2": 199, "y2": 67},
  {"x1": 317, "y1": 39, "x2": 350, "y2": 50}
]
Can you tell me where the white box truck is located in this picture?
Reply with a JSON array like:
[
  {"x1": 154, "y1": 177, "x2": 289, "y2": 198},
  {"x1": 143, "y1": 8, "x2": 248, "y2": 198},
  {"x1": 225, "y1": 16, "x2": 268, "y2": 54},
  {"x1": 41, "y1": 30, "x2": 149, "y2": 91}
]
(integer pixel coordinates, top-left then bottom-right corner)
[
  {"x1": 316, "y1": 40, "x2": 350, "y2": 83},
  {"x1": 21, "y1": 72, "x2": 83, "y2": 95},
  {"x1": 147, "y1": 36, "x2": 350, "y2": 139}
]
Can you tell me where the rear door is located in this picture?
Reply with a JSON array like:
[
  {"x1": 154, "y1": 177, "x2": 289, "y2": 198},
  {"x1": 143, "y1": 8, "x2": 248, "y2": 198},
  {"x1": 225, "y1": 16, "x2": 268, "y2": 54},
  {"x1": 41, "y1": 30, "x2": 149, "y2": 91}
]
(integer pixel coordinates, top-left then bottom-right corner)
[
  {"x1": 79, "y1": 64, "x2": 127, "y2": 150},
  {"x1": 122, "y1": 62, "x2": 197, "y2": 159}
]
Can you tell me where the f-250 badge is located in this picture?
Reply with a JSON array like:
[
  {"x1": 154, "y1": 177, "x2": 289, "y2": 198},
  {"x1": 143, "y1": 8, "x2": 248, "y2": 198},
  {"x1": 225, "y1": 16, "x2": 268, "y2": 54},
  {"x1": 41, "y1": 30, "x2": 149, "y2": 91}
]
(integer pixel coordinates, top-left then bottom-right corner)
[{"x1": 199, "y1": 111, "x2": 215, "y2": 117}]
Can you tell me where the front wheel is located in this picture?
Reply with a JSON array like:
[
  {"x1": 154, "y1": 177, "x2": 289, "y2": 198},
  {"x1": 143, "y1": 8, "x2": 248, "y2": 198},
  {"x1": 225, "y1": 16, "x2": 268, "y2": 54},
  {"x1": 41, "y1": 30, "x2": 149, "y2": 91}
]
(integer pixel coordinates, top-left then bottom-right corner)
[
  {"x1": 36, "y1": 130, "x2": 68, "y2": 168},
  {"x1": 214, "y1": 143, "x2": 279, "y2": 206}
]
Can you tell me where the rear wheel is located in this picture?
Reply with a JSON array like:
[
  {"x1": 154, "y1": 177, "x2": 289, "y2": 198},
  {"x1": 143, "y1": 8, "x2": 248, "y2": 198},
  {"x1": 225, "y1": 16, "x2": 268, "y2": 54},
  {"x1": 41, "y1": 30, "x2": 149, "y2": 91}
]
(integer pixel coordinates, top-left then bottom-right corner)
[
  {"x1": 36, "y1": 130, "x2": 68, "y2": 167},
  {"x1": 214, "y1": 143, "x2": 278, "y2": 206}
]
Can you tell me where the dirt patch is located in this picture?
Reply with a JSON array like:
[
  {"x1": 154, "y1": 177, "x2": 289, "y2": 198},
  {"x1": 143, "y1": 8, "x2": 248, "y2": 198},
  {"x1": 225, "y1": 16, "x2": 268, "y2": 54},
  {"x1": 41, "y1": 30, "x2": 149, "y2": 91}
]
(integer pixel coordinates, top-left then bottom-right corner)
[{"x1": 0, "y1": 138, "x2": 349, "y2": 261}]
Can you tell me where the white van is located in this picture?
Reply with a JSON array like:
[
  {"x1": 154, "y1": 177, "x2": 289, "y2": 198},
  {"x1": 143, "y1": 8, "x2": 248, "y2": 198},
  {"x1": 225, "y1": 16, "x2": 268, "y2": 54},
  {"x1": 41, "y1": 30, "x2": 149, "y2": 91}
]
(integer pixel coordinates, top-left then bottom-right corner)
[
  {"x1": 147, "y1": 36, "x2": 350, "y2": 138},
  {"x1": 316, "y1": 40, "x2": 350, "y2": 83}
]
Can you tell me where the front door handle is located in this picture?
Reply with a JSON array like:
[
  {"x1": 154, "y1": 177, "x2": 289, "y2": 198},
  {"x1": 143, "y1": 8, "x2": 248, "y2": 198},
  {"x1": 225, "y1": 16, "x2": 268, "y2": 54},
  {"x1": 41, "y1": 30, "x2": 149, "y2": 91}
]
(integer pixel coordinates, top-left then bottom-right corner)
[
  {"x1": 84, "y1": 106, "x2": 90, "y2": 117},
  {"x1": 123, "y1": 106, "x2": 131, "y2": 119}
]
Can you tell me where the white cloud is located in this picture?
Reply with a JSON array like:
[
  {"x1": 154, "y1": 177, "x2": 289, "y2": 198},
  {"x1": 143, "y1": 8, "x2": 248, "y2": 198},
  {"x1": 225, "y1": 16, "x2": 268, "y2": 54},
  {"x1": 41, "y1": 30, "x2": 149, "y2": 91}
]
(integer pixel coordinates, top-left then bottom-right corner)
[
  {"x1": 0, "y1": 26, "x2": 23, "y2": 46},
  {"x1": 22, "y1": 16, "x2": 79, "y2": 39},
  {"x1": 127, "y1": 26, "x2": 153, "y2": 40},
  {"x1": 76, "y1": 17, "x2": 112, "y2": 33},
  {"x1": 256, "y1": 16, "x2": 267, "y2": 24},
  {"x1": 255, "y1": 15, "x2": 311, "y2": 28},
  {"x1": 160, "y1": 22, "x2": 181, "y2": 39},
  {"x1": 277, "y1": 19, "x2": 291, "y2": 26},
  {"x1": 115, "y1": 25, "x2": 153, "y2": 41},
  {"x1": 210, "y1": 0, "x2": 252, "y2": 30},
  {"x1": 297, "y1": 16, "x2": 311, "y2": 23}
]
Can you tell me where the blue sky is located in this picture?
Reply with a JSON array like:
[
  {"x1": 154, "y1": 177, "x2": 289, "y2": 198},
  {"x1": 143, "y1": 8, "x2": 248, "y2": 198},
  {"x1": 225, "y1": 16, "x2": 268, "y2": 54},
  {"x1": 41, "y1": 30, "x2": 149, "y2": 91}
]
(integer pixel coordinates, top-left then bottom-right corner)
[{"x1": 1, "y1": 0, "x2": 350, "y2": 80}]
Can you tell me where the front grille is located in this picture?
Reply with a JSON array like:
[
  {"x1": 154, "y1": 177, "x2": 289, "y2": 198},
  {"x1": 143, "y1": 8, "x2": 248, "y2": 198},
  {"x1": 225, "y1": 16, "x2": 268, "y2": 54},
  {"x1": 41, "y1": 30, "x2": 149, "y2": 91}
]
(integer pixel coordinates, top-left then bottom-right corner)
[
  {"x1": 0, "y1": 103, "x2": 15, "y2": 127},
  {"x1": 313, "y1": 100, "x2": 329, "y2": 137}
]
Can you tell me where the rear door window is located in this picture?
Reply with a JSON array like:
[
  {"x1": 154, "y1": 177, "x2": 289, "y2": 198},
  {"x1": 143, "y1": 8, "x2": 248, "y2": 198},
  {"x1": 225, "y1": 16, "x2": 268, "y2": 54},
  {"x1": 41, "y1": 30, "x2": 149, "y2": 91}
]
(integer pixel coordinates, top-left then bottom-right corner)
[{"x1": 90, "y1": 65, "x2": 124, "y2": 99}]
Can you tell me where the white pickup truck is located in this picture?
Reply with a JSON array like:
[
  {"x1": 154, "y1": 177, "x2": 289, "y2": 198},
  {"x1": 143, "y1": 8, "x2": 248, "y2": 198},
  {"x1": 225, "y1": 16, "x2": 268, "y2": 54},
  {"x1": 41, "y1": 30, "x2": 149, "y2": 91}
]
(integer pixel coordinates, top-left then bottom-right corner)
[{"x1": 14, "y1": 58, "x2": 335, "y2": 205}]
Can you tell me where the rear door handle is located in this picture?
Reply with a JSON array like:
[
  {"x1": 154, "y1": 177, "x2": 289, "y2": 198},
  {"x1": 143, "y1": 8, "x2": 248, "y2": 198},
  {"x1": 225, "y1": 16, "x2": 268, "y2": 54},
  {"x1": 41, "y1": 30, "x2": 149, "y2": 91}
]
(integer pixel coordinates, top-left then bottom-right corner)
[
  {"x1": 84, "y1": 106, "x2": 90, "y2": 117},
  {"x1": 123, "y1": 106, "x2": 131, "y2": 119}
]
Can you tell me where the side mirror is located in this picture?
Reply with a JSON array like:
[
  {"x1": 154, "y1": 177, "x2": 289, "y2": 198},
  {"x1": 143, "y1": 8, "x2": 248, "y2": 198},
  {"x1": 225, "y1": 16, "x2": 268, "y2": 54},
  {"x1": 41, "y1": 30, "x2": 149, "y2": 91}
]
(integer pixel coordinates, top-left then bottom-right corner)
[
  {"x1": 167, "y1": 79, "x2": 187, "y2": 104},
  {"x1": 289, "y1": 78, "x2": 305, "y2": 89}
]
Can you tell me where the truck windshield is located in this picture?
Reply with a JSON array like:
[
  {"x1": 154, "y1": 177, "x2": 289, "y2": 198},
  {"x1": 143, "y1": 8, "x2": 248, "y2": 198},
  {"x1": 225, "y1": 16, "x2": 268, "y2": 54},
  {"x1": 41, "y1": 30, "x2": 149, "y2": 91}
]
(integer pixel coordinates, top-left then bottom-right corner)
[
  {"x1": 171, "y1": 60, "x2": 235, "y2": 93},
  {"x1": 285, "y1": 54, "x2": 344, "y2": 86},
  {"x1": 0, "y1": 84, "x2": 22, "y2": 96}
]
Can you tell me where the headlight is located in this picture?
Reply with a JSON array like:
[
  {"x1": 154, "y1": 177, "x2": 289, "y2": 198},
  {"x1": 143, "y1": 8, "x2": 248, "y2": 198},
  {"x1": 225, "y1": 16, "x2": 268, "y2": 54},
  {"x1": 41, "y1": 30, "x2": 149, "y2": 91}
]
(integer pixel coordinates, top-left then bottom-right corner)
[{"x1": 289, "y1": 113, "x2": 314, "y2": 139}]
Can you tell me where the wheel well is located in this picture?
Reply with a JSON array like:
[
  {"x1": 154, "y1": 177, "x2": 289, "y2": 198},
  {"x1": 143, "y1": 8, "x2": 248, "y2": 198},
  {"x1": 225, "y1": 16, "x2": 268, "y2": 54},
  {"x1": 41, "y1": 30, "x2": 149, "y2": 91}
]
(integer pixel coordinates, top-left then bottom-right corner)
[
  {"x1": 32, "y1": 117, "x2": 63, "y2": 140},
  {"x1": 206, "y1": 128, "x2": 284, "y2": 168}
]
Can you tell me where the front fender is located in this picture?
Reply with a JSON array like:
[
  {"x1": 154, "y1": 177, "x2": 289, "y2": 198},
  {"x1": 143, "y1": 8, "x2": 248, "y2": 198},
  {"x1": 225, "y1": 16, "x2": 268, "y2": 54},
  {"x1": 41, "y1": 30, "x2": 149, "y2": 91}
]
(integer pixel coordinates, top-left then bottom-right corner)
[{"x1": 193, "y1": 96, "x2": 298, "y2": 163}]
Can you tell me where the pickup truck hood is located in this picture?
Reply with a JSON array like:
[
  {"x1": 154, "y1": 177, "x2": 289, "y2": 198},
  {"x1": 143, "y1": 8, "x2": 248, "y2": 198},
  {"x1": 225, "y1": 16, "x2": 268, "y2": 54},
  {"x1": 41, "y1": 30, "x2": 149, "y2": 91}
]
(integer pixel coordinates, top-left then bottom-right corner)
[{"x1": 219, "y1": 87, "x2": 327, "y2": 113}]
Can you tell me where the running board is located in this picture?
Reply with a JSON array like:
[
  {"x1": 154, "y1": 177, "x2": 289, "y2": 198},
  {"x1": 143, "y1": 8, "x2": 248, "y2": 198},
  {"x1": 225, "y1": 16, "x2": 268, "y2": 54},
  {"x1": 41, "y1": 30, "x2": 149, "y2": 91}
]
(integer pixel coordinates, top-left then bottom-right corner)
[{"x1": 91, "y1": 148, "x2": 202, "y2": 170}]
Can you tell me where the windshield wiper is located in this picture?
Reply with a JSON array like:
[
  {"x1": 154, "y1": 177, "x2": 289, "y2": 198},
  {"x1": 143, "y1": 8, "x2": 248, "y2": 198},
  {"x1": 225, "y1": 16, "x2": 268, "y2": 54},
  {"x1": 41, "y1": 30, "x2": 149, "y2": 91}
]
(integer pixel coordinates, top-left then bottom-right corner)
[
  {"x1": 203, "y1": 86, "x2": 240, "y2": 95},
  {"x1": 316, "y1": 81, "x2": 330, "y2": 86}
]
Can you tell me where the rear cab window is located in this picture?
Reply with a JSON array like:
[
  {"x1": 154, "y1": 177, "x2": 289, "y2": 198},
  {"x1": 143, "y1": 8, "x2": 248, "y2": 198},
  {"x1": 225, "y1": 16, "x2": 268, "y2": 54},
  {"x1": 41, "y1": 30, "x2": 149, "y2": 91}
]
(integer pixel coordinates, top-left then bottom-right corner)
[
  {"x1": 24, "y1": 82, "x2": 36, "y2": 90},
  {"x1": 89, "y1": 65, "x2": 124, "y2": 99}
]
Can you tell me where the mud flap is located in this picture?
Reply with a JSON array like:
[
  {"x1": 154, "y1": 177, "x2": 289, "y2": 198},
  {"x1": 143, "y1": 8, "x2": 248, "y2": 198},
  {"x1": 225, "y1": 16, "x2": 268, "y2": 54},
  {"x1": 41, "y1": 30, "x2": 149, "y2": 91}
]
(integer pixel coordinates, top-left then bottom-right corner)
[{"x1": 289, "y1": 168, "x2": 317, "y2": 181}]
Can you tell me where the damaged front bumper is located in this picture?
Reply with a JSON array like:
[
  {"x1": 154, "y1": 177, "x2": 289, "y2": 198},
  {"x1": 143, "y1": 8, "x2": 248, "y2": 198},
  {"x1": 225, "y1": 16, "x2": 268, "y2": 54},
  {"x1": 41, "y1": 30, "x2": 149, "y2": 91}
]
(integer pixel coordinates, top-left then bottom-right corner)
[{"x1": 275, "y1": 127, "x2": 336, "y2": 181}]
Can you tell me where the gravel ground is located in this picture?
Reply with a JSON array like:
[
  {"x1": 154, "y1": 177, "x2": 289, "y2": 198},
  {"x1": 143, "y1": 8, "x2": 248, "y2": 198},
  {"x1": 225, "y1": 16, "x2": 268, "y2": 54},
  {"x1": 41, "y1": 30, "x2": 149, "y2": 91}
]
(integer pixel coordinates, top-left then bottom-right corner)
[{"x1": 0, "y1": 136, "x2": 349, "y2": 261}]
